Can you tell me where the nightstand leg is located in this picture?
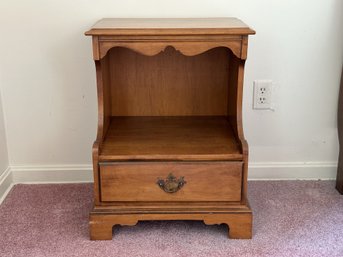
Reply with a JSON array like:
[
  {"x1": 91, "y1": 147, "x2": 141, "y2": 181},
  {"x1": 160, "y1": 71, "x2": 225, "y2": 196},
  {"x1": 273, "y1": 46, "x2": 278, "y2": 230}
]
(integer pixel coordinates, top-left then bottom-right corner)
[
  {"x1": 203, "y1": 212, "x2": 252, "y2": 239},
  {"x1": 89, "y1": 219, "x2": 113, "y2": 240},
  {"x1": 89, "y1": 213, "x2": 139, "y2": 240},
  {"x1": 226, "y1": 214, "x2": 252, "y2": 239}
]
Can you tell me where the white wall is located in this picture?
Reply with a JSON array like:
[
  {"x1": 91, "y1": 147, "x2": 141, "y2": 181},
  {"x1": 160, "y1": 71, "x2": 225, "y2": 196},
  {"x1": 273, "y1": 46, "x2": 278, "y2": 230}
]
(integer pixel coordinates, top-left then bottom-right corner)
[
  {"x1": 0, "y1": 89, "x2": 9, "y2": 175},
  {"x1": 0, "y1": 1, "x2": 342, "y2": 178},
  {"x1": 0, "y1": 87, "x2": 11, "y2": 202}
]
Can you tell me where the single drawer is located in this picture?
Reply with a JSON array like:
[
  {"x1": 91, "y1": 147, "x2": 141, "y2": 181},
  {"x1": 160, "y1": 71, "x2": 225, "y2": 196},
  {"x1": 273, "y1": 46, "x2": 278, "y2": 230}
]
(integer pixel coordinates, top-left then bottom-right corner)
[{"x1": 99, "y1": 162, "x2": 242, "y2": 202}]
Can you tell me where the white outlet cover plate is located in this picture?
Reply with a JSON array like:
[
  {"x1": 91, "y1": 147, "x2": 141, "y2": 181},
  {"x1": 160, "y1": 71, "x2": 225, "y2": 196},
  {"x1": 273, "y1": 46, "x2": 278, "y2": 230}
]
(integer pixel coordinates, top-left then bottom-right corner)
[{"x1": 253, "y1": 80, "x2": 272, "y2": 110}]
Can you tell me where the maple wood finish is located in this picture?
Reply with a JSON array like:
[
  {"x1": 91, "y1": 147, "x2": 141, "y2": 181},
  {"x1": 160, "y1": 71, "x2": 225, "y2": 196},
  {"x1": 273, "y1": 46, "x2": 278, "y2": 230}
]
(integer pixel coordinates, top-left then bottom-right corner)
[
  {"x1": 100, "y1": 162, "x2": 242, "y2": 202},
  {"x1": 109, "y1": 47, "x2": 230, "y2": 116},
  {"x1": 100, "y1": 116, "x2": 242, "y2": 161},
  {"x1": 86, "y1": 18, "x2": 255, "y2": 240}
]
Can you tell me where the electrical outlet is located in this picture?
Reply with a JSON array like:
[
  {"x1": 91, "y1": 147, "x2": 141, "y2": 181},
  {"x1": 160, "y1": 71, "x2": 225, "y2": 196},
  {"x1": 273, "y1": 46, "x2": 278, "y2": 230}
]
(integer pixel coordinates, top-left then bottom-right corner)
[{"x1": 253, "y1": 80, "x2": 272, "y2": 109}]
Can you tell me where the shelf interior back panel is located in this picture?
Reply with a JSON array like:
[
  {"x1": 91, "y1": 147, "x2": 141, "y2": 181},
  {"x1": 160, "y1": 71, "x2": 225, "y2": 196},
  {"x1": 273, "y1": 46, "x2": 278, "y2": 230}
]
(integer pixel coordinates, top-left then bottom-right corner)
[{"x1": 107, "y1": 46, "x2": 232, "y2": 116}]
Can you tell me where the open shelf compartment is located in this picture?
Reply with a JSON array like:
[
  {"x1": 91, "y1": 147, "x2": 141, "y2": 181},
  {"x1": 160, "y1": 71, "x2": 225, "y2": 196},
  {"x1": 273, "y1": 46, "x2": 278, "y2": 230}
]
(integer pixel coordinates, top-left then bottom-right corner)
[
  {"x1": 97, "y1": 46, "x2": 244, "y2": 162},
  {"x1": 99, "y1": 116, "x2": 242, "y2": 161}
]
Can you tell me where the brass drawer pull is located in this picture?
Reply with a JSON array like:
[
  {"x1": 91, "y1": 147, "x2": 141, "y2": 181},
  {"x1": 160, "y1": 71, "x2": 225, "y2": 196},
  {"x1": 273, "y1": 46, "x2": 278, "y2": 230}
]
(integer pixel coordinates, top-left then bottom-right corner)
[{"x1": 157, "y1": 173, "x2": 186, "y2": 193}]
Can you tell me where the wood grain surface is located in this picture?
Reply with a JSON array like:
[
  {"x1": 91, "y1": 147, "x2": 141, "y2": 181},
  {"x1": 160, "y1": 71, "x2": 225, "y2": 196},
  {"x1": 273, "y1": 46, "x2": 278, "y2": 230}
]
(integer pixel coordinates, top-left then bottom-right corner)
[
  {"x1": 85, "y1": 18, "x2": 255, "y2": 36},
  {"x1": 99, "y1": 162, "x2": 242, "y2": 202},
  {"x1": 109, "y1": 46, "x2": 230, "y2": 116},
  {"x1": 99, "y1": 116, "x2": 242, "y2": 161},
  {"x1": 89, "y1": 212, "x2": 252, "y2": 240}
]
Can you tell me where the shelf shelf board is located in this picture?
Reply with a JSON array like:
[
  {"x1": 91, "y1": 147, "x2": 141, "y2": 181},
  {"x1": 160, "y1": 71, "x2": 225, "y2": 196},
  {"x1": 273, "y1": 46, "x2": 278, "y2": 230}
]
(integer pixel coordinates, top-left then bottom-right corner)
[{"x1": 99, "y1": 116, "x2": 243, "y2": 161}]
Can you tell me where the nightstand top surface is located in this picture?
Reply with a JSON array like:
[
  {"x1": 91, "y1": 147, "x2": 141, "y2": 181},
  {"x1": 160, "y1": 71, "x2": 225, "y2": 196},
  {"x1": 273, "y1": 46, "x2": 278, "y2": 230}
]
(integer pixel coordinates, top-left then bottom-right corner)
[{"x1": 85, "y1": 18, "x2": 255, "y2": 36}]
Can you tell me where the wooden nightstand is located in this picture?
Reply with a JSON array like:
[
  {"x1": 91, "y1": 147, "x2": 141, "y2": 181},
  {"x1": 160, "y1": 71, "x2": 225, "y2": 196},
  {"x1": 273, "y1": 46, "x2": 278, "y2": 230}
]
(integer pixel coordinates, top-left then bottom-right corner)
[{"x1": 85, "y1": 18, "x2": 255, "y2": 240}]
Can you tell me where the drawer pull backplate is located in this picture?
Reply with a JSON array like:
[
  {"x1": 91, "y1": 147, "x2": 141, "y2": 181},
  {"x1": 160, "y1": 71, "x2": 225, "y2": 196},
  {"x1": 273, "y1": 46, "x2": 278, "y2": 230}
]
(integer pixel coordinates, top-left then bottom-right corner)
[{"x1": 157, "y1": 173, "x2": 186, "y2": 193}]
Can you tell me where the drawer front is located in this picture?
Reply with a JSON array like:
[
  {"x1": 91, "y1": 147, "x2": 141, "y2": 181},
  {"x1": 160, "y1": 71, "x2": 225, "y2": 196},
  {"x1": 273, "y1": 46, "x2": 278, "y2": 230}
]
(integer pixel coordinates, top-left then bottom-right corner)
[{"x1": 100, "y1": 162, "x2": 242, "y2": 202}]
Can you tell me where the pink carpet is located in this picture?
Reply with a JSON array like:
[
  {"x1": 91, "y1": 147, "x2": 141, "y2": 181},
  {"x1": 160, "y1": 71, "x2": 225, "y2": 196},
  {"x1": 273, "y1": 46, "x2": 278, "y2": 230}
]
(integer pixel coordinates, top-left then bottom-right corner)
[{"x1": 0, "y1": 181, "x2": 342, "y2": 257}]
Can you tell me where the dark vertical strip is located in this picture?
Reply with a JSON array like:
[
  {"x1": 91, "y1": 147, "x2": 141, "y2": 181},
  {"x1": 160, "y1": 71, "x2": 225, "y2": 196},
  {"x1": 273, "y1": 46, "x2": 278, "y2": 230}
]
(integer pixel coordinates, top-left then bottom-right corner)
[{"x1": 336, "y1": 68, "x2": 343, "y2": 193}]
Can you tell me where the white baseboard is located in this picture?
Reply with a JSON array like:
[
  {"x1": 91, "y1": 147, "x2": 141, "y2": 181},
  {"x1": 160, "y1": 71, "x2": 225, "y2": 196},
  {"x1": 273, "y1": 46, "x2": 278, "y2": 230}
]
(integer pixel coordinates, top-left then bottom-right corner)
[
  {"x1": 11, "y1": 164, "x2": 93, "y2": 184},
  {"x1": 0, "y1": 166, "x2": 14, "y2": 204},
  {"x1": 0, "y1": 161, "x2": 337, "y2": 204},
  {"x1": 249, "y1": 161, "x2": 337, "y2": 180}
]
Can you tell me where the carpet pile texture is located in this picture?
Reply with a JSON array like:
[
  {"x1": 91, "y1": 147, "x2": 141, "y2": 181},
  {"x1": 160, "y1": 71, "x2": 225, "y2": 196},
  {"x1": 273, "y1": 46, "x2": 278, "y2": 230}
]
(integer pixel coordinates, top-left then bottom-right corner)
[{"x1": 0, "y1": 181, "x2": 342, "y2": 257}]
